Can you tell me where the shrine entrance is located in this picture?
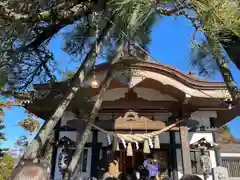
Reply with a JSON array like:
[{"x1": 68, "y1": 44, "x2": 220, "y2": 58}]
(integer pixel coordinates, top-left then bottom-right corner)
[
  {"x1": 102, "y1": 148, "x2": 169, "y2": 176},
  {"x1": 115, "y1": 150, "x2": 145, "y2": 172},
  {"x1": 97, "y1": 110, "x2": 176, "y2": 178}
]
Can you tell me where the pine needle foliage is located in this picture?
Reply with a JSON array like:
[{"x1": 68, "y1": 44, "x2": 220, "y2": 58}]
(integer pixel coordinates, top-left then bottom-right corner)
[
  {"x1": 108, "y1": 0, "x2": 154, "y2": 31},
  {"x1": 0, "y1": 0, "x2": 239, "y2": 99},
  {"x1": 190, "y1": 0, "x2": 240, "y2": 40},
  {"x1": 0, "y1": 104, "x2": 6, "y2": 143},
  {"x1": 190, "y1": 39, "x2": 224, "y2": 77},
  {"x1": 188, "y1": 0, "x2": 240, "y2": 72},
  {"x1": 0, "y1": 154, "x2": 14, "y2": 180}
]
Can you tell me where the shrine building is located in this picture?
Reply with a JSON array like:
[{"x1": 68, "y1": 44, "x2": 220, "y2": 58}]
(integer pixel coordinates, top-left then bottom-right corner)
[{"x1": 14, "y1": 56, "x2": 239, "y2": 180}]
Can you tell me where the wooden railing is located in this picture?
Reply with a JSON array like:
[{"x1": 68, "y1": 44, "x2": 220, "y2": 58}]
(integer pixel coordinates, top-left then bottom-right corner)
[{"x1": 222, "y1": 159, "x2": 240, "y2": 178}]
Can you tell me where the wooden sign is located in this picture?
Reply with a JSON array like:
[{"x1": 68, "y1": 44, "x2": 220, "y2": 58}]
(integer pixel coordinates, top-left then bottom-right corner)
[{"x1": 114, "y1": 110, "x2": 166, "y2": 130}]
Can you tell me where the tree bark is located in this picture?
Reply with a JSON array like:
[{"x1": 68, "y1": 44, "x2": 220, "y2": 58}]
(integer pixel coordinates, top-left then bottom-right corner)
[
  {"x1": 22, "y1": 15, "x2": 116, "y2": 161},
  {"x1": 67, "y1": 5, "x2": 140, "y2": 179},
  {"x1": 63, "y1": 71, "x2": 113, "y2": 180},
  {"x1": 67, "y1": 41, "x2": 125, "y2": 180},
  {"x1": 40, "y1": 132, "x2": 54, "y2": 162},
  {"x1": 0, "y1": 1, "x2": 93, "y2": 23},
  {"x1": 174, "y1": 6, "x2": 240, "y2": 103},
  {"x1": 215, "y1": 56, "x2": 240, "y2": 102},
  {"x1": 207, "y1": 36, "x2": 240, "y2": 102}
]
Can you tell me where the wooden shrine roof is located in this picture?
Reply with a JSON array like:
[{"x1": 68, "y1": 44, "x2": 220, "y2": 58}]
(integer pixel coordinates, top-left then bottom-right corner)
[{"x1": 5, "y1": 58, "x2": 239, "y2": 126}]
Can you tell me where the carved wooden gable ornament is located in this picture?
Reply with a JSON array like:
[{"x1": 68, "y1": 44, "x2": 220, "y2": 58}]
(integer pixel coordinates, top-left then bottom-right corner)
[{"x1": 114, "y1": 110, "x2": 166, "y2": 130}]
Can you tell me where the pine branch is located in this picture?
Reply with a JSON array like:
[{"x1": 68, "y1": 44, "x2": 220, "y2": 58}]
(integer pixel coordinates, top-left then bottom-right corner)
[
  {"x1": 22, "y1": 13, "x2": 116, "y2": 161},
  {"x1": 1, "y1": 1, "x2": 94, "y2": 55},
  {"x1": 0, "y1": 133, "x2": 6, "y2": 141},
  {"x1": 0, "y1": 1, "x2": 93, "y2": 23},
  {"x1": 156, "y1": 5, "x2": 186, "y2": 16}
]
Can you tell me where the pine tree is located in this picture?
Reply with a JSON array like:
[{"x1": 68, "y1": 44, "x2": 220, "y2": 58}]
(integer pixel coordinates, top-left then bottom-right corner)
[
  {"x1": 0, "y1": 154, "x2": 14, "y2": 180},
  {"x1": 0, "y1": 104, "x2": 6, "y2": 144},
  {"x1": 0, "y1": 0, "x2": 239, "y2": 177}
]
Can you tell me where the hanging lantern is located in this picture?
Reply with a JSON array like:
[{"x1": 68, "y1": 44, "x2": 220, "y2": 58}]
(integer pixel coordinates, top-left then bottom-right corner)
[
  {"x1": 112, "y1": 137, "x2": 120, "y2": 151},
  {"x1": 154, "y1": 135, "x2": 160, "y2": 149},
  {"x1": 91, "y1": 74, "x2": 99, "y2": 88},
  {"x1": 143, "y1": 140, "x2": 150, "y2": 154},
  {"x1": 58, "y1": 151, "x2": 69, "y2": 172},
  {"x1": 127, "y1": 143, "x2": 133, "y2": 156}
]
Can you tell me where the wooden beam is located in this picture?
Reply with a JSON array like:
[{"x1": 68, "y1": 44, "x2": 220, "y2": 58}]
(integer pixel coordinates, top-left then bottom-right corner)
[
  {"x1": 100, "y1": 101, "x2": 179, "y2": 110},
  {"x1": 94, "y1": 120, "x2": 179, "y2": 131},
  {"x1": 170, "y1": 131, "x2": 178, "y2": 180},
  {"x1": 179, "y1": 126, "x2": 192, "y2": 175},
  {"x1": 114, "y1": 110, "x2": 166, "y2": 130}
]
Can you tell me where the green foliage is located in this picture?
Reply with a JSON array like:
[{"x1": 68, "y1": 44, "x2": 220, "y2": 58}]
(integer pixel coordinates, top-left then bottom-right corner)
[
  {"x1": 0, "y1": 0, "x2": 238, "y2": 93},
  {"x1": 109, "y1": 0, "x2": 153, "y2": 31},
  {"x1": 63, "y1": 9, "x2": 157, "y2": 63},
  {"x1": 0, "y1": 154, "x2": 14, "y2": 180},
  {"x1": 0, "y1": 73, "x2": 5, "y2": 91},
  {"x1": 190, "y1": 0, "x2": 240, "y2": 40},
  {"x1": 0, "y1": 0, "x2": 238, "y2": 103},
  {"x1": 188, "y1": 0, "x2": 240, "y2": 76},
  {"x1": 190, "y1": 40, "x2": 221, "y2": 77},
  {"x1": 0, "y1": 104, "x2": 6, "y2": 143},
  {"x1": 223, "y1": 125, "x2": 230, "y2": 132},
  {"x1": 66, "y1": 71, "x2": 75, "y2": 79}
]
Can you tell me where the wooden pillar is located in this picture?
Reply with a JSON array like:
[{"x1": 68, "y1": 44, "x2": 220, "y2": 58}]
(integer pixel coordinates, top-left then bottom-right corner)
[
  {"x1": 50, "y1": 119, "x2": 61, "y2": 179},
  {"x1": 169, "y1": 131, "x2": 178, "y2": 180},
  {"x1": 212, "y1": 132, "x2": 222, "y2": 166},
  {"x1": 180, "y1": 126, "x2": 192, "y2": 175},
  {"x1": 91, "y1": 130, "x2": 100, "y2": 178}
]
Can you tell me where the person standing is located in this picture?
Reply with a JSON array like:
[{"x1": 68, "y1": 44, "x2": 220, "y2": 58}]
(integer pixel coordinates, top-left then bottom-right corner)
[
  {"x1": 143, "y1": 153, "x2": 160, "y2": 178},
  {"x1": 103, "y1": 160, "x2": 121, "y2": 180}
]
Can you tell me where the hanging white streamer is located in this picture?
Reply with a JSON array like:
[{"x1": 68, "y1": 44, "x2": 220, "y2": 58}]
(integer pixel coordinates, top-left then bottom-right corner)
[
  {"x1": 121, "y1": 138, "x2": 127, "y2": 149},
  {"x1": 107, "y1": 134, "x2": 112, "y2": 145},
  {"x1": 135, "y1": 141, "x2": 139, "y2": 150},
  {"x1": 148, "y1": 138, "x2": 153, "y2": 148}
]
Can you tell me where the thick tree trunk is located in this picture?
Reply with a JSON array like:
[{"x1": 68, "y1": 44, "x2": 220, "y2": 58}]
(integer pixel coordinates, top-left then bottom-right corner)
[
  {"x1": 22, "y1": 16, "x2": 116, "y2": 161},
  {"x1": 215, "y1": 57, "x2": 240, "y2": 102},
  {"x1": 67, "y1": 42, "x2": 125, "y2": 180},
  {"x1": 64, "y1": 70, "x2": 113, "y2": 180},
  {"x1": 171, "y1": 6, "x2": 240, "y2": 103},
  {"x1": 67, "y1": 6, "x2": 140, "y2": 179},
  {"x1": 40, "y1": 132, "x2": 54, "y2": 162},
  {"x1": 207, "y1": 36, "x2": 240, "y2": 102}
]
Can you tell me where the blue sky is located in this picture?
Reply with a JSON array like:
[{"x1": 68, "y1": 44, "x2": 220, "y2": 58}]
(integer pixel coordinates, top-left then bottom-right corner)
[{"x1": 1, "y1": 16, "x2": 240, "y2": 148}]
